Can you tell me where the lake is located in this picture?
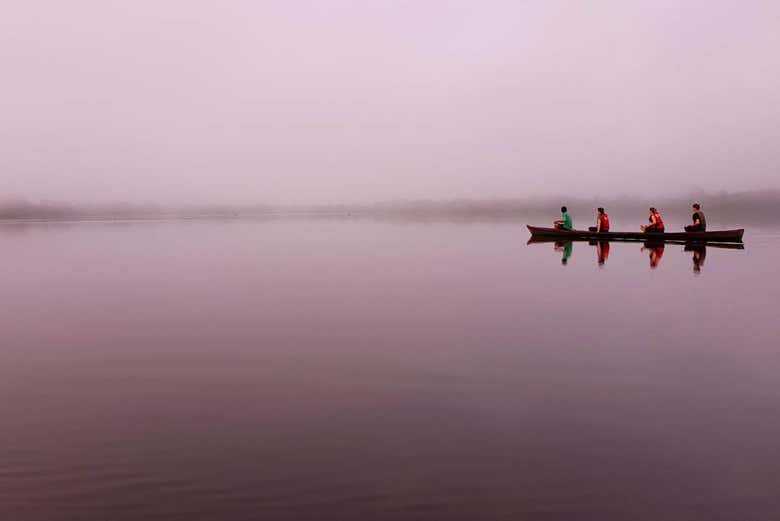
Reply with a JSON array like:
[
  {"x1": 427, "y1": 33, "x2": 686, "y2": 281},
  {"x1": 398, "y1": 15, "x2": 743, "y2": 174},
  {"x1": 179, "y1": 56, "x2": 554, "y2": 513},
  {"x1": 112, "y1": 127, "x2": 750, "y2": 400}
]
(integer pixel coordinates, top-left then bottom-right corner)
[{"x1": 2, "y1": 219, "x2": 779, "y2": 520}]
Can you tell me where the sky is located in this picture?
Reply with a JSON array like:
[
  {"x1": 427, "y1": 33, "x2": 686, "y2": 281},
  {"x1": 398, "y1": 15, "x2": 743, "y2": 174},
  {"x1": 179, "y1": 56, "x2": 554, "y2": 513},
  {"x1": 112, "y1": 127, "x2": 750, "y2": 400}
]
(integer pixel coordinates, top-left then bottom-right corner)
[{"x1": 2, "y1": 1, "x2": 779, "y2": 204}]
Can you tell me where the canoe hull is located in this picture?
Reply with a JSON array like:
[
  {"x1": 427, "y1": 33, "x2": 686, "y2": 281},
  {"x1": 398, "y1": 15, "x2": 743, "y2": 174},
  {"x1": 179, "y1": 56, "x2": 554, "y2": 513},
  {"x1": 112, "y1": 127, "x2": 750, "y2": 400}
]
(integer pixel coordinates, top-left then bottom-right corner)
[{"x1": 527, "y1": 225, "x2": 744, "y2": 243}]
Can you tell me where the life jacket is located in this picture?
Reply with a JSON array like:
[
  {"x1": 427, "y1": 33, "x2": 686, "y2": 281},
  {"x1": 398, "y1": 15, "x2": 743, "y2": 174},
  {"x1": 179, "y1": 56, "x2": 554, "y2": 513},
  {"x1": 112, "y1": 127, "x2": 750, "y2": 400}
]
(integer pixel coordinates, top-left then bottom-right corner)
[
  {"x1": 599, "y1": 213, "x2": 610, "y2": 231},
  {"x1": 650, "y1": 212, "x2": 664, "y2": 229}
]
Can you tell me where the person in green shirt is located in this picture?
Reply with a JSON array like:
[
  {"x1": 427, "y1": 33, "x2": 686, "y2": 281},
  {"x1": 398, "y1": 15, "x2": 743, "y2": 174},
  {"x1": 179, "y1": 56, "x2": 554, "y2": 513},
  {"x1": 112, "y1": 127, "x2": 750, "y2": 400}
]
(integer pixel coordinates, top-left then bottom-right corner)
[{"x1": 554, "y1": 206, "x2": 573, "y2": 230}]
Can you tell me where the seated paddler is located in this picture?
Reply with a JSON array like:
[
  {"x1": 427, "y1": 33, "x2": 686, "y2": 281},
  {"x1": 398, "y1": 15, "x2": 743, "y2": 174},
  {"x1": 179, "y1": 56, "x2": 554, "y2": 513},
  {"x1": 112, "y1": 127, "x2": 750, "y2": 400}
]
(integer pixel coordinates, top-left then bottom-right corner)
[
  {"x1": 588, "y1": 207, "x2": 609, "y2": 233},
  {"x1": 553, "y1": 206, "x2": 573, "y2": 230},
  {"x1": 640, "y1": 207, "x2": 665, "y2": 233},
  {"x1": 684, "y1": 203, "x2": 706, "y2": 232}
]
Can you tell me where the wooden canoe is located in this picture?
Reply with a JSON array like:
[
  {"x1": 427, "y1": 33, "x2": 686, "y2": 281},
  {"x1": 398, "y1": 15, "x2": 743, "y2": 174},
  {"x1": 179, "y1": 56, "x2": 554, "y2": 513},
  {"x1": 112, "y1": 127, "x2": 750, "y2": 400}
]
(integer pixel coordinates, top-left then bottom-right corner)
[
  {"x1": 526, "y1": 235, "x2": 744, "y2": 249},
  {"x1": 527, "y1": 225, "x2": 744, "y2": 243}
]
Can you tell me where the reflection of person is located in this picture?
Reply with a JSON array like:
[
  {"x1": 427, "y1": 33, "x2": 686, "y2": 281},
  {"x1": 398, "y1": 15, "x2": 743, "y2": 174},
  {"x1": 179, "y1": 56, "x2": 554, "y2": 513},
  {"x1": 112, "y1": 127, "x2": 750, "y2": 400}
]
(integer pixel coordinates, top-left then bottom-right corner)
[
  {"x1": 554, "y1": 241, "x2": 573, "y2": 265},
  {"x1": 640, "y1": 207, "x2": 665, "y2": 233},
  {"x1": 685, "y1": 243, "x2": 707, "y2": 273},
  {"x1": 684, "y1": 203, "x2": 707, "y2": 232},
  {"x1": 596, "y1": 241, "x2": 610, "y2": 267},
  {"x1": 641, "y1": 242, "x2": 665, "y2": 269},
  {"x1": 553, "y1": 206, "x2": 573, "y2": 230},
  {"x1": 588, "y1": 207, "x2": 610, "y2": 233}
]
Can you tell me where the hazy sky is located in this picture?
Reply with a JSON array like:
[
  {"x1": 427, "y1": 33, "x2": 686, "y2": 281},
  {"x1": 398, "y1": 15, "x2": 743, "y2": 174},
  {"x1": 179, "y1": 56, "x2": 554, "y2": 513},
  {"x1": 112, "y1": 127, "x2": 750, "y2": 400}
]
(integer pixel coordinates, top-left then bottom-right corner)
[{"x1": 2, "y1": 1, "x2": 779, "y2": 204}]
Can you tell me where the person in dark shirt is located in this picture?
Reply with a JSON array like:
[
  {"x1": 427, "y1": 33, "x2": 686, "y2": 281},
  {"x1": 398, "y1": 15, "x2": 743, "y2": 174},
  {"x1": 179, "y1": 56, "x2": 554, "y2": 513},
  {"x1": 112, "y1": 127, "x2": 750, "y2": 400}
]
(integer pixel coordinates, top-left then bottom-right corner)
[{"x1": 684, "y1": 203, "x2": 706, "y2": 232}]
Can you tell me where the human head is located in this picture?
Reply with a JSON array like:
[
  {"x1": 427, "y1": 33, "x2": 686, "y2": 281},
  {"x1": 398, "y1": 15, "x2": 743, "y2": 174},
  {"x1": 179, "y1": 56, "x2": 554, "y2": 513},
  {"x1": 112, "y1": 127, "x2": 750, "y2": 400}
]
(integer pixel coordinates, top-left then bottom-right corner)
[
  {"x1": 561, "y1": 206, "x2": 567, "y2": 213},
  {"x1": 693, "y1": 203, "x2": 701, "y2": 210},
  {"x1": 649, "y1": 207, "x2": 657, "y2": 214},
  {"x1": 597, "y1": 207, "x2": 605, "y2": 215}
]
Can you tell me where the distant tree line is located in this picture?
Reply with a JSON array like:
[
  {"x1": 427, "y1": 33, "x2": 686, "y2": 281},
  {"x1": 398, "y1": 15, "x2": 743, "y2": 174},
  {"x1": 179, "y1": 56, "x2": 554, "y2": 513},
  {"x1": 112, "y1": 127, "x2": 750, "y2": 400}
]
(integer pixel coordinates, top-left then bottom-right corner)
[{"x1": 2, "y1": 190, "x2": 779, "y2": 225}]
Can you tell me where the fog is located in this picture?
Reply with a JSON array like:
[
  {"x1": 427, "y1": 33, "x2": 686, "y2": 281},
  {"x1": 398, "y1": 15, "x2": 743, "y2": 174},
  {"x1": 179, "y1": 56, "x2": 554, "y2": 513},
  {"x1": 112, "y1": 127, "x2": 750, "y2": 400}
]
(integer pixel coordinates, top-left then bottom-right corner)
[
  {"x1": 2, "y1": 1, "x2": 779, "y2": 205},
  {"x1": 2, "y1": 190, "x2": 778, "y2": 228}
]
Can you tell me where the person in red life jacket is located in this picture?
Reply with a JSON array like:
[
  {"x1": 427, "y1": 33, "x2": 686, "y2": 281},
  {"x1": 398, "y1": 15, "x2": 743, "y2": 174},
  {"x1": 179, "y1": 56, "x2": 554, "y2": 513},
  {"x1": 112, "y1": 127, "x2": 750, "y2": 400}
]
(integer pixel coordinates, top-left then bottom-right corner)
[
  {"x1": 588, "y1": 207, "x2": 610, "y2": 233},
  {"x1": 640, "y1": 207, "x2": 664, "y2": 233}
]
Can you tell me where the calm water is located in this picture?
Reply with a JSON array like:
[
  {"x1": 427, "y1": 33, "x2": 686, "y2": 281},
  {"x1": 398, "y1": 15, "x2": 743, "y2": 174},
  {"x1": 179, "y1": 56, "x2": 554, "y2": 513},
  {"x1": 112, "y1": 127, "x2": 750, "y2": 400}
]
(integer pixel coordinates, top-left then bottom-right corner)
[{"x1": 2, "y1": 220, "x2": 779, "y2": 521}]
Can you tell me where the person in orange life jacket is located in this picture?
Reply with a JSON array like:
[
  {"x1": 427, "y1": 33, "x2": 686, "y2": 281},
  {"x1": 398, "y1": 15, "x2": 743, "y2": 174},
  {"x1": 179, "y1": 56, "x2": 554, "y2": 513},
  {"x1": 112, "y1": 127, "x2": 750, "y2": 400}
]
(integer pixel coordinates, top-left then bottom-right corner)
[
  {"x1": 640, "y1": 207, "x2": 664, "y2": 233},
  {"x1": 684, "y1": 203, "x2": 707, "y2": 232},
  {"x1": 588, "y1": 208, "x2": 609, "y2": 233}
]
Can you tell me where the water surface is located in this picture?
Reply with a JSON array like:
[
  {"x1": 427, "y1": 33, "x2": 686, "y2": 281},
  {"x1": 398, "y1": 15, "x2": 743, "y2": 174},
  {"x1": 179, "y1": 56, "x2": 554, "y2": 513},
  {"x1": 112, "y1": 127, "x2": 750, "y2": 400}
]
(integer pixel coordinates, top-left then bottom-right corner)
[{"x1": 2, "y1": 220, "x2": 779, "y2": 520}]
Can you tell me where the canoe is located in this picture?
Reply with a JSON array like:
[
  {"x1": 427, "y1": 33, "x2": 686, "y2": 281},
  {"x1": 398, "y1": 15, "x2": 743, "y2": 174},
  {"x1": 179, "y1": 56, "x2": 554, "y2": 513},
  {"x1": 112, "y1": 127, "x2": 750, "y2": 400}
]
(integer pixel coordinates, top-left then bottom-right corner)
[
  {"x1": 527, "y1": 225, "x2": 744, "y2": 243},
  {"x1": 526, "y1": 235, "x2": 745, "y2": 249}
]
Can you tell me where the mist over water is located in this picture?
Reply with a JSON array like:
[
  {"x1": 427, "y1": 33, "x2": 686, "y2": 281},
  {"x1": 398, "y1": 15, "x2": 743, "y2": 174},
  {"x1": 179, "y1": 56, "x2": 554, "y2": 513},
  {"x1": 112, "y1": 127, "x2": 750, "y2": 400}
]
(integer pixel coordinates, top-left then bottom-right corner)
[{"x1": 2, "y1": 190, "x2": 779, "y2": 228}]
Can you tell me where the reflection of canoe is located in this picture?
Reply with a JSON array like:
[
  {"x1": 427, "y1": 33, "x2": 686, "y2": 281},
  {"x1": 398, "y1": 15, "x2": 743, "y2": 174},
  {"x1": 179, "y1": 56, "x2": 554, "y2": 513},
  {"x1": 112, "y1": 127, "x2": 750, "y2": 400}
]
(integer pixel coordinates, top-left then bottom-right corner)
[
  {"x1": 527, "y1": 235, "x2": 744, "y2": 249},
  {"x1": 527, "y1": 225, "x2": 744, "y2": 243}
]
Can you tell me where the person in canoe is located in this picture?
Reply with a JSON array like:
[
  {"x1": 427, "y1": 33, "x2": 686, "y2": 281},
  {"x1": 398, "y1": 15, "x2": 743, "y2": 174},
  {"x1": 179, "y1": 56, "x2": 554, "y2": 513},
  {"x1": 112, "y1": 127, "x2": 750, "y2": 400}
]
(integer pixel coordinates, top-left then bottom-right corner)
[
  {"x1": 553, "y1": 206, "x2": 573, "y2": 230},
  {"x1": 640, "y1": 207, "x2": 664, "y2": 233},
  {"x1": 588, "y1": 207, "x2": 609, "y2": 233},
  {"x1": 684, "y1": 203, "x2": 706, "y2": 232}
]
